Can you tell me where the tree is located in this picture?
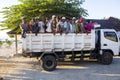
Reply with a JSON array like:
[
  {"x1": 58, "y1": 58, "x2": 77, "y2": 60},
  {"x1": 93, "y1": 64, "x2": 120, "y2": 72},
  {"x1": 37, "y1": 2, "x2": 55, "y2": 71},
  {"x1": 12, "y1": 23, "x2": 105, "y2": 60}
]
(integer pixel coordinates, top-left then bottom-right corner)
[{"x1": 0, "y1": 0, "x2": 88, "y2": 33}]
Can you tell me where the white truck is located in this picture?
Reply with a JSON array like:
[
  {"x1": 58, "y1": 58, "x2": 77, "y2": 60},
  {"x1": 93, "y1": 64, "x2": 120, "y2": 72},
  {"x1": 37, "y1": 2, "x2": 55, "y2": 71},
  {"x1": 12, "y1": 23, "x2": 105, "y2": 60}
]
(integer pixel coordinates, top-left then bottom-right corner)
[{"x1": 22, "y1": 29, "x2": 119, "y2": 71}]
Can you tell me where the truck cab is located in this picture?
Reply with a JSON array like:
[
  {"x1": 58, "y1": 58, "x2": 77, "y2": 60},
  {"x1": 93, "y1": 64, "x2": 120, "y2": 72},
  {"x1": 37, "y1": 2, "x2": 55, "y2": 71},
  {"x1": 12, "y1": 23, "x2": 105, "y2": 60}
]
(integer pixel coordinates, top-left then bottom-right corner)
[
  {"x1": 96, "y1": 29, "x2": 119, "y2": 56},
  {"x1": 94, "y1": 29, "x2": 119, "y2": 65}
]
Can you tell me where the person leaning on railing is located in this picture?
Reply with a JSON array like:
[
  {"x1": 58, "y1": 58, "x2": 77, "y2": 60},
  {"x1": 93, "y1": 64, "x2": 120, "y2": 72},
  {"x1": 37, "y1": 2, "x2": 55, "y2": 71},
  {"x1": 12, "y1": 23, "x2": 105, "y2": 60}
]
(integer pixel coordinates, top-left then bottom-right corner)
[
  {"x1": 19, "y1": 17, "x2": 29, "y2": 38},
  {"x1": 20, "y1": 16, "x2": 95, "y2": 38},
  {"x1": 29, "y1": 18, "x2": 39, "y2": 35}
]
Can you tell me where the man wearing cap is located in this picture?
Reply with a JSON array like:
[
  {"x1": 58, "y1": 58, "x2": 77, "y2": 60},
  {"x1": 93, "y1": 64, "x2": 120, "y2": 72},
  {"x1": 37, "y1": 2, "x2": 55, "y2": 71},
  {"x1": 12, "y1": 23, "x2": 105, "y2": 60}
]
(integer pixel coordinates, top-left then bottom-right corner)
[
  {"x1": 72, "y1": 17, "x2": 76, "y2": 20},
  {"x1": 60, "y1": 17, "x2": 67, "y2": 33}
]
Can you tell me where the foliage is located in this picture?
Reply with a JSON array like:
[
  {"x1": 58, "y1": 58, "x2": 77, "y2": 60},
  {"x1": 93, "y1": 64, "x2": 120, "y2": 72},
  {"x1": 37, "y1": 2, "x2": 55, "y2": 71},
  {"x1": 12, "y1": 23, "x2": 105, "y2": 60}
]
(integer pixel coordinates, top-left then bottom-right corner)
[
  {"x1": 8, "y1": 34, "x2": 15, "y2": 38},
  {"x1": 0, "y1": 41, "x2": 3, "y2": 47},
  {"x1": 5, "y1": 39, "x2": 13, "y2": 47},
  {"x1": 0, "y1": 0, "x2": 88, "y2": 33}
]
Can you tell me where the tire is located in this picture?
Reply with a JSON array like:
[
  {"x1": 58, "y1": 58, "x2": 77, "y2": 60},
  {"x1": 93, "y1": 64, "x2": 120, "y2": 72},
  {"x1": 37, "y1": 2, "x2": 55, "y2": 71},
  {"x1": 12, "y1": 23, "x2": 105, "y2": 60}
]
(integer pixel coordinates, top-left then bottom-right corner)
[
  {"x1": 101, "y1": 52, "x2": 113, "y2": 65},
  {"x1": 97, "y1": 55, "x2": 102, "y2": 63},
  {"x1": 40, "y1": 55, "x2": 57, "y2": 71}
]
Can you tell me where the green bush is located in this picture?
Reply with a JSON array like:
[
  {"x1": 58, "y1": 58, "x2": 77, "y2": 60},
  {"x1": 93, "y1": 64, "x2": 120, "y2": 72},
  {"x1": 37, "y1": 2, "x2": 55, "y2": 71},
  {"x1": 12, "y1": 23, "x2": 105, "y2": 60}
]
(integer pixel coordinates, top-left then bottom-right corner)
[
  {"x1": 0, "y1": 41, "x2": 3, "y2": 47},
  {"x1": 5, "y1": 39, "x2": 13, "y2": 47}
]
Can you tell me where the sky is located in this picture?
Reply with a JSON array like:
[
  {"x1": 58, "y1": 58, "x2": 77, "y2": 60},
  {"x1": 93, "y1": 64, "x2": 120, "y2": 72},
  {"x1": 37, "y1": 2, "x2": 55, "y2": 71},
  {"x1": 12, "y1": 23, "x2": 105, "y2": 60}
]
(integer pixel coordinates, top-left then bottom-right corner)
[
  {"x1": 0, "y1": 0, "x2": 120, "y2": 39},
  {"x1": 0, "y1": 0, "x2": 20, "y2": 21},
  {"x1": 0, "y1": 0, "x2": 20, "y2": 40},
  {"x1": 82, "y1": 0, "x2": 120, "y2": 19}
]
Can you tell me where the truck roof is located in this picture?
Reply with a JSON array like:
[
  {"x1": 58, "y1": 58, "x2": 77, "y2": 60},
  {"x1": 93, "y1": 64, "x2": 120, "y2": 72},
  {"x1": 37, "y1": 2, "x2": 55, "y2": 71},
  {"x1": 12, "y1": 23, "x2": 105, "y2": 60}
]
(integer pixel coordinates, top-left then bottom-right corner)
[{"x1": 95, "y1": 28, "x2": 116, "y2": 32}]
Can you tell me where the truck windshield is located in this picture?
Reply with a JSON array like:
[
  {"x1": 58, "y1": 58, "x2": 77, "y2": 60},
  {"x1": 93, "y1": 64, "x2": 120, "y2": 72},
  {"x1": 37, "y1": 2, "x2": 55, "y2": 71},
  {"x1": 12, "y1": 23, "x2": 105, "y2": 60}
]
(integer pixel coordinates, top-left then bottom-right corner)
[{"x1": 104, "y1": 32, "x2": 118, "y2": 42}]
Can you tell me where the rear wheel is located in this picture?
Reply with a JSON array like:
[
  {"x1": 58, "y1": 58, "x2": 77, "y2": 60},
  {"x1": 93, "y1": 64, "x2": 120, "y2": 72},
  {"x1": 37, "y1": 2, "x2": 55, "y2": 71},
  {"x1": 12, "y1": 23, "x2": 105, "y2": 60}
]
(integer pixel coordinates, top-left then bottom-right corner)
[
  {"x1": 100, "y1": 52, "x2": 113, "y2": 65},
  {"x1": 40, "y1": 55, "x2": 57, "y2": 71}
]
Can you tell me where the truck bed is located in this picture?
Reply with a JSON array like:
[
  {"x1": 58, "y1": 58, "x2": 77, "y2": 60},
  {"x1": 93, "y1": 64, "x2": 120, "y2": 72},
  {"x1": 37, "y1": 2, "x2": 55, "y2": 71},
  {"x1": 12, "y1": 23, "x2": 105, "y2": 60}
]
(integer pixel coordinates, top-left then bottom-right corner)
[{"x1": 22, "y1": 30, "x2": 95, "y2": 53}]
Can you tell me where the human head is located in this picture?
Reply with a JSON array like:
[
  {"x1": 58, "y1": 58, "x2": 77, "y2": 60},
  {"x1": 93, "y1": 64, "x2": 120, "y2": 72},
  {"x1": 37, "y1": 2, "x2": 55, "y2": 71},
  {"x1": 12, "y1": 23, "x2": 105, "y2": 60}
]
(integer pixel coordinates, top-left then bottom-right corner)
[
  {"x1": 45, "y1": 17, "x2": 49, "y2": 23},
  {"x1": 52, "y1": 15, "x2": 56, "y2": 21},
  {"x1": 61, "y1": 17, "x2": 66, "y2": 22},
  {"x1": 79, "y1": 18, "x2": 84, "y2": 23},
  {"x1": 69, "y1": 19, "x2": 72, "y2": 23},
  {"x1": 72, "y1": 17, "x2": 76, "y2": 20},
  {"x1": 29, "y1": 18, "x2": 36, "y2": 25},
  {"x1": 21, "y1": 17, "x2": 27, "y2": 24},
  {"x1": 66, "y1": 18, "x2": 69, "y2": 22},
  {"x1": 31, "y1": 18, "x2": 36, "y2": 22},
  {"x1": 87, "y1": 20, "x2": 90, "y2": 23},
  {"x1": 56, "y1": 17, "x2": 61, "y2": 23},
  {"x1": 38, "y1": 16, "x2": 42, "y2": 21}
]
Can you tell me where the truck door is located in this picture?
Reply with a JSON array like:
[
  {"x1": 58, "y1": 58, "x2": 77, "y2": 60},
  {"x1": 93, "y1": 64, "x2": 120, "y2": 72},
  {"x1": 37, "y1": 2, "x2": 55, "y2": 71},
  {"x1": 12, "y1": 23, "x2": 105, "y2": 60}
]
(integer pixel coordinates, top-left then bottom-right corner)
[{"x1": 101, "y1": 30, "x2": 119, "y2": 55}]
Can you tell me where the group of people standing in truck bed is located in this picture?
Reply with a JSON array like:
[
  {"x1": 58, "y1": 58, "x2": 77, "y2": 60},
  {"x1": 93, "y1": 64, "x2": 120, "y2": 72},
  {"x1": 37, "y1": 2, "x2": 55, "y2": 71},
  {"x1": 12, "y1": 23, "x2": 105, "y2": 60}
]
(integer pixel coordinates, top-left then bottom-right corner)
[{"x1": 20, "y1": 15, "x2": 95, "y2": 38}]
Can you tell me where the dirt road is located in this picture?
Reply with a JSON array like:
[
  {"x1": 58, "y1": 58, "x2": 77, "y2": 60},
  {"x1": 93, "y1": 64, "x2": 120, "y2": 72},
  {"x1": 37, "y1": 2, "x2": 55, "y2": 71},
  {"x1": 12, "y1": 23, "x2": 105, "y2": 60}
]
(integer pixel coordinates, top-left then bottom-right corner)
[{"x1": 0, "y1": 56, "x2": 120, "y2": 80}]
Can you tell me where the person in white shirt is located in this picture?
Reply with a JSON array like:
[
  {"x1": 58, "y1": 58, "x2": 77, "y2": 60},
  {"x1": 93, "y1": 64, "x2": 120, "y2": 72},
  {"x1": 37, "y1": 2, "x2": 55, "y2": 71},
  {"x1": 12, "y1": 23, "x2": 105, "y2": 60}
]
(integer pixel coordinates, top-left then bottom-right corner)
[
  {"x1": 38, "y1": 17, "x2": 45, "y2": 33},
  {"x1": 46, "y1": 22, "x2": 52, "y2": 33}
]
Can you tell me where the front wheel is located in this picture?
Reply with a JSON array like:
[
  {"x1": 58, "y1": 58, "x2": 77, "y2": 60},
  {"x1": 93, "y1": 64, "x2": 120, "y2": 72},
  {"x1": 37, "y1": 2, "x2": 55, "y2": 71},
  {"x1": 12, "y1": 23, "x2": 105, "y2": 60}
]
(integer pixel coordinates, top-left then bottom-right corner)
[
  {"x1": 40, "y1": 55, "x2": 57, "y2": 71},
  {"x1": 100, "y1": 52, "x2": 113, "y2": 65}
]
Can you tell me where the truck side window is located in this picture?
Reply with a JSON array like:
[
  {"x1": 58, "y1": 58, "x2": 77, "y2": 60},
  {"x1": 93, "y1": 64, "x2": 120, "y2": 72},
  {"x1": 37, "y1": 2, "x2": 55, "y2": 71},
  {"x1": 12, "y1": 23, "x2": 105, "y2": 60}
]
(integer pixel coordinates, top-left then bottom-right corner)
[{"x1": 104, "y1": 32, "x2": 118, "y2": 42}]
